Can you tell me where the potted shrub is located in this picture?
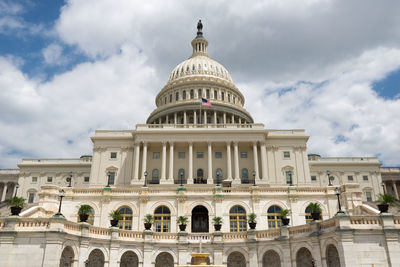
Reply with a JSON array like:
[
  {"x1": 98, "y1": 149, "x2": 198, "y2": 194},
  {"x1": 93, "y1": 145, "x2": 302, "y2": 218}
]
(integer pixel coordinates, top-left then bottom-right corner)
[
  {"x1": 177, "y1": 216, "x2": 189, "y2": 231},
  {"x1": 280, "y1": 209, "x2": 291, "y2": 226},
  {"x1": 144, "y1": 214, "x2": 154, "y2": 230},
  {"x1": 8, "y1": 197, "x2": 26, "y2": 216},
  {"x1": 308, "y1": 202, "x2": 322, "y2": 220},
  {"x1": 212, "y1": 216, "x2": 223, "y2": 231},
  {"x1": 377, "y1": 193, "x2": 395, "y2": 213},
  {"x1": 78, "y1": 205, "x2": 93, "y2": 222},
  {"x1": 248, "y1": 213, "x2": 257, "y2": 230},
  {"x1": 109, "y1": 209, "x2": 122, "y2": 227}
]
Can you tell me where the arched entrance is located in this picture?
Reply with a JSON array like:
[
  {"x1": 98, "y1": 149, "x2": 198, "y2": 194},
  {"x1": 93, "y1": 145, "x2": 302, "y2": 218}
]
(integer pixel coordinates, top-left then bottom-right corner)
[
  {"x1": 191, "y1": 205, "x2": 209, "y2": 232},
  {"x1": 227, "y1": 251, "x2": 246, "y2": 267},
  {"x1": 155, "y1": 252, "x2": 174, "y2": 267},
  {"x1": 87, "y1": 249, "x2": 105, "y2": 267},
  {"x1": 262, "y1": 250, "x2": 281, "y2": 267},
  {"x1": 120, "y1": 251, "x2": 139, "y2": 267},
  {"x1": 296, "y1": 247, "x2": 313, "y2": 267},
  {"x1": 326, "y1": 244, "x2": 340, "y2": 267},
  {"x1": 59, "y1": 246, "x2": 74, "y2": 267}
]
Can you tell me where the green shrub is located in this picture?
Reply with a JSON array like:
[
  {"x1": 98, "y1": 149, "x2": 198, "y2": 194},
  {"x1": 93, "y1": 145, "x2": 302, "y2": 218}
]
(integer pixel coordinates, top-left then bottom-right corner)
[
  {"x1": 7, "y1": 197, "x2": 26, "y2": 208},
  {"x1": 78, "y1": 205, "x2": 93, "y2": 215}
]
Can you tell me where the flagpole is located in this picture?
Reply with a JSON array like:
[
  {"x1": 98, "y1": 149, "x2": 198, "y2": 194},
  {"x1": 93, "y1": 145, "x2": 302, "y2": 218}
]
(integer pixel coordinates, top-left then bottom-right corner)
[{"x1": 200, "y1": 98, "x2": 202, "y2": 125}]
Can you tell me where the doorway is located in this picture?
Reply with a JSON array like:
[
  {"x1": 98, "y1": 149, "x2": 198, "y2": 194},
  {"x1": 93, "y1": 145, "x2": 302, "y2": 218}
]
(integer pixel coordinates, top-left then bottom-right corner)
[{"x1": 191, "y1": 205, "x2": 209, "y2": 233}]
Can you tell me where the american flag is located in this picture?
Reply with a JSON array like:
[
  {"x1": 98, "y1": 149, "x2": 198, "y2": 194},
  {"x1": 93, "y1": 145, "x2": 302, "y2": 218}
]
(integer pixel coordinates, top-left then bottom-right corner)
[{"x1": 201, "y1": 98, "x2": 212, "y2": 107}]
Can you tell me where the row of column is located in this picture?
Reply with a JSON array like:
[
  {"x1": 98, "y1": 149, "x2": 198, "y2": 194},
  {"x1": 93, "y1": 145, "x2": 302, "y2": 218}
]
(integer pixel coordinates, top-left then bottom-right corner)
[
  {"x1": 156, "y1": 110, "x2": 245, "y2": 125},
  {"x1": 131, "y1": 141, "x2": 268, "y2": 185},
  {"x1": 0, "y1": 183, "x2": 17, "y2": 202}
]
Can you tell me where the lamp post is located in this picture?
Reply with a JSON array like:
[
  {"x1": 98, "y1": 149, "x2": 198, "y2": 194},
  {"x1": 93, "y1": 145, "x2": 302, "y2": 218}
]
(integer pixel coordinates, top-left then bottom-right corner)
[
  {"x1": 335, "y1": 187, "x2": 344, "y2": 214},
  {"x1": 14, "y1": 184, "x2": 19, "y2": 197},
  {"x1": 216, "y1": 170, "x2": 221, "y2": 186},
  {"x1": 55, "y1": 189, "x2": 65, "y2": 217},
  {"x1": 381, "y1": 182, "x2": 386, "y2": 194},
  {"x1": 252, "y1": 170, "x2": 256, "y2": 186},
  {"x1": 327, "y1": 170, "x2": 332, "y2": 186},
  {"x1": 67, "y1": 172, "x2": 73, "y2": 187},
  {"x1": 180, "y1": 171, "x2": 184, "y2": 187},
  {"x1": 143, "y1": 171, "x2": 148, "y2": 187},
  {"x1": 288, "y1": 170, "x2": 293, "y2": 186},
  {"x1": 106, "y1": 172, "x2": 111, "y2": 188}
]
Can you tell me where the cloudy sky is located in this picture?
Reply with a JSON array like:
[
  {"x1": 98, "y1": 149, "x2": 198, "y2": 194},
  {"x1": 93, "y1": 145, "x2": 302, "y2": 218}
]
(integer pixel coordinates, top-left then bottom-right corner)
[{"x1": 0, "y1": 0, "x2": 399, "y2": 168}]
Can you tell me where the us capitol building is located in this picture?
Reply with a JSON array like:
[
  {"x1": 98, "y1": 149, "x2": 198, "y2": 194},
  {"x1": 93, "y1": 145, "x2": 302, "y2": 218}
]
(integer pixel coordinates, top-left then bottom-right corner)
[{"x1": 0, "y1": 22, "x2": 399, "y2": 267}]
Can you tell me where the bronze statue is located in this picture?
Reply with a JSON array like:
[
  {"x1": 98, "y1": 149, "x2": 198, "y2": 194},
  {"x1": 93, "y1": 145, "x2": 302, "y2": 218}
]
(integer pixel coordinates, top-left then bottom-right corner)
[{"x1": 197, "y1": 20, "x2": 203, "y2": 36}]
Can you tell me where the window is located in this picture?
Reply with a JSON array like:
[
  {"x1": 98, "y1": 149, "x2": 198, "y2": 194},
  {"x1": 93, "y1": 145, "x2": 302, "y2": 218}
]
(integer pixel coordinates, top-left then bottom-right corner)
[
  {"x1": 241, "y1": 152, "x2": 247, "y2": 158},
  {"x1": 198, "y1": 89, "x2": 202, "y2": 98},
  {"x1": 110, "y1": 152, "x2": 117, "y2": 159},
  {"x1": 285, "y1": 171, "x2": 292, "y2": 185},
  {"x1": 233, "y1": 96, "x2": 236, "y2": 104},
  {"x1": 77, "y1": 207, "x2": 94, "y2": 225},
  {"x1": 228, "y1": 94, "x2": 231, "y2": 102},
  {"x1": 47, "y1": 177, "x2": 53, "y2": 183},
  {"x1": 108, "y1": 172, "x2": 115, "y2": 185},
  {"x1": 348, "y1": 175, "x2": 353, "y2": 181},
  {"x1": 214, "y1": 90, "x2": 218, "y2": 99},
  {"x1": 311, "y1": 176, "x2": 317, "y2": 181},
  {"x1": 164, "y1": 97, "x2": 167, "y2": 104},
  {"x1": 154, "y1": 206, "x2": 171, "y2": 232},
  {"x1": 363, "y1": 175, "x2": 368, "y2": 181},
  {"x1": 190, "y1": 89, "x2": 194, "y2": 99},
  {"x1": 32, "y1": 177, "x2": 37, "y2": 183},
  {"x1": 267, "y1": 205, "x2": 282, "y2": 228},
  {"x1": 84, "y1": 176, "x2": 90, "y2": 182},
  {"x1": 183, "y1": 90, "x2": 186, "y2": 100},
  {"x1": 28, "y1": 192, "x2": 35, "y2": 203},
  {"x1": 206, "y1": 89, "x2": 210, "y2": 98},
  {"x1": 305, "y1": 206, "x2": 313, "y2": 223},
  {"x1": 241, "y1": 168, "x2": 249, "y2": 184},
  {"x1": 366, "y1": 191, "x2": 372, "y2": 202},
  {"x1": 221, "y1": 92, "x2": 225, "y2": 101},
  {"x1": 176, "y1": 92, "x2": 179, "y2": 101},
  {"x1": 229, "y1": 205, "x2": 247, "y2": 232},
  {"x1": 197, "y1": 152, "x2": 204, "y2": 158},
  {"x1": 178, "y1": 152, "x2": 185, "y2": 158},
  {"x1": 151, "y1": 169, "x2": 159, "y2": 184},
  {"x1": 169, "y1": 94, "x2": 172, "y2": 102},
  {"x1": 283, "y1": 151, "x2": 290, "y2": 158},
  {"x1": 118, "y1": 206, "x2": 133, "y2": 230},
  {"x1": 153, "y1": 152, "x2": 160, "y2": 159},
  {"x1": 215, "y1": 152, "x2": 222, "y2": 158}
]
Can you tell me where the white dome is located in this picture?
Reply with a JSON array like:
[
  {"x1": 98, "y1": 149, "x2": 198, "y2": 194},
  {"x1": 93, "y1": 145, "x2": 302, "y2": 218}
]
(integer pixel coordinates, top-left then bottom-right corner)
[{"x1": 167, "y1": 56, "x2": 233, "y2": 84}]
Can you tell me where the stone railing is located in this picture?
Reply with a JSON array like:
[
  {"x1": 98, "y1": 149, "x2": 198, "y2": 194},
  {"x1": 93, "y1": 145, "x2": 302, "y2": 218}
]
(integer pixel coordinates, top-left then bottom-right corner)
[
  {"x1": 1, "y1": 215, "x2": 399, "y2": 244},
  {"x1": 136, "y1": 123, "x2": 265, "y2": 130}
]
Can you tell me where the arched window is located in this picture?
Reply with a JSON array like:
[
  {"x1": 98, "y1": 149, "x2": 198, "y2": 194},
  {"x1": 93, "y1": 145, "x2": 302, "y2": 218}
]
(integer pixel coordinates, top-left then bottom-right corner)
[
  {"x1": 267, "y1": 205, "x2": 282, "y2": 229},
  {"x1": 77, "y1": 206, "x2": 95, "y2": 225},
  {"x1": 176, "y1": 92, "x2": 179, "y2": 101},
  {"x1": 326, "y1": 244, "x2": 341, "y2": 267},
  {"x1": 229, "y1": 205, "x2": 247, "y2": 232},
  {"x1": 296, "y1": 247, "x2": 313, "y2": 267},
  {"x1": 59, "y1": 246, "x2": 74, "y2": 267},
  {"x1": 241, "y1": 168, "x2": 249, "y2": 184},
  {"x1": 190, "y1": 89, "x2": 194, "y2": 99},
  {"x1": 120, "y1": 251, "x2": 139, "y2": 267},
  {"x1": 262, "y1": 250, "x2": 281, "y2": 267},
  {"x1": 154, "y1": 206, "x2": 171, "y2": 232},
  {"x1": 118, "y1": 206, "x2": 133, "y2": 230},
  {"x1": 183, "y1": 90, "x2": 186, "y2": 100},
  {"x1": 214, "y1": 90, "x2": 218, "y2": 99},
  {"x1": 305, "y1": 205, "x2": 313, "y2": 223},
  {"x1": 87, "y1": 249, "x2": 104, "y2": 267},
  {"x1": 155, "y1": 252, "x2": 174, "y2": 267},
  {"x1": 227, "y1": 251, "x2": 246, "y2": 267},
  {"x1": 151, "y1": 169, "x2": 159, "y2": 184}
]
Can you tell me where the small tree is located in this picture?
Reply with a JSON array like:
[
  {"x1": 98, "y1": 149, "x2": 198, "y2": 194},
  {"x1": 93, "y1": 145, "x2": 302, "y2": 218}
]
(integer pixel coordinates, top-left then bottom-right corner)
[
  {"x1": 308, "y1": 202, "x2": 322, "y2": 213},
  {"x1": 212, "y1": 216, "x2": 223, "y2": 225},
  {"x1": 144, "y1": 214, "x2": 154, "y2": 224},
  {"x1": 377, "y1": 193, "x2": 396, "y2": 205},
  {"x1": 109, "y1": 210, "x2": 122, "y2": 220},
  {"x1": 279, "y1": 209, "x2": 291, "y2": 218},
  {"x1": 248, "y1": 213, "x2": 257, "y2": 223},
  {"x1": 177, "y1": 216, "x2": 189, "y2": 225},
  {"x1": 8, "y1": 197, "x2": 26, "y2": 208}
]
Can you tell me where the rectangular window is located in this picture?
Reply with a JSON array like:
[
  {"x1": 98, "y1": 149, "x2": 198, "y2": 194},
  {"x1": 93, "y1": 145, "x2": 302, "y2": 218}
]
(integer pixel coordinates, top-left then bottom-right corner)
[
  {"x1": 176, "y1": 92, "x2": 179, "y2": 101},
  {"x1": 366, "y1": 191, "x2": 372, "y2": 202},
  {"x1": 215, "y1": 152, "x2": 222, "y2": 158},
  {"x1": 214, "y1": 90, "x2": 218, "y2": 99},
  {"x1": 198, "y1": 89, "x2": 202, "y2": 98},
  {"x1": 221, "y1": 92, "x2": 225, "y2": 101},
  {"x1": 241, "y1": 152, "x2": 247, "y2": 158},
  {"x1": 233, "y1": 96, "x2": 236, "y2": 104},
  {"x1": 47, "y1": 177, "x2": 53, "y2": 183},
  {"x1": 286, "y1": 171, "x2": 292, "y2": 185},
  {"x1": 178, "y1": 152, "x2": 185, "y2": 158},
  {"x1": 206, "y1": 89, "x2": 210, "y2": 98},
  {"x1": 153, "y1": 152, "x2": 160, "y2": 159},
  {"x1": 28, "y1": 193, "x2": 35, "y2": 204},
  {"x1": 311, "y1": 176, "x2": 317, "y2": 181},
  {"x1": 197, "y1": 152, "x2": 204, "y2": 158},
  {"x1": 32, "y1": 177, "x2": 37, "y2": 183},
  {"x1": 183, "y1": 90, "x2": 186, "y2": 99},
  {"x1": 348, "y1": 175, "x2": 353, "y2": 181},
  {"x1": 283, "y1": 151, "x2": 290, "y2": 158},
  {"x1": 164, "y1": 97, "x2": 167, "y2": 104},
  {"x1": 228, "y1": 94, "x2": 231, "y2": 102},
  {"x1": 169, "y1": 94, "x2": 172, "y2": 102},
  {"x1": 109, "y1": 172, "x2": 115, "y2": 185},
  {"x1": 363, "y1": 175, "x2": 368, "y2": 181},
  {"x1": 84, "y1": 176, "x2": 90, "y2": 182},
  {"x1": 110, "y1": 152, "x2": 117, "y2": 159},
  {"x1": 190, "y1": 89, "x2": 194, "y2": 99}
]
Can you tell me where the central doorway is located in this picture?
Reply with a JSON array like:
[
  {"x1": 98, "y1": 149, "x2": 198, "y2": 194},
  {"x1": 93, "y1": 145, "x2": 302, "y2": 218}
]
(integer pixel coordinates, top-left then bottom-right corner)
[{"x1": 191, "y1": 205, "x2": 209, "y2": 233}]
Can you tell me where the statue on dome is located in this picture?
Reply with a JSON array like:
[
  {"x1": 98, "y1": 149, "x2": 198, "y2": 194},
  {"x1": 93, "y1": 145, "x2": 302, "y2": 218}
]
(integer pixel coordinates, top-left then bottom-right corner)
[{"x1": 197, "y1": 19, "x2": 203, "y2": 36}]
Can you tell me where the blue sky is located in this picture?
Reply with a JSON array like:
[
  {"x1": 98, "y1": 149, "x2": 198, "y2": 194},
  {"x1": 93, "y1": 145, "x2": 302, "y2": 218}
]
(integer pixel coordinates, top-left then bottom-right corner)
[{"x1": 0, "y1": 0, "x2": 400, "y2": 168}]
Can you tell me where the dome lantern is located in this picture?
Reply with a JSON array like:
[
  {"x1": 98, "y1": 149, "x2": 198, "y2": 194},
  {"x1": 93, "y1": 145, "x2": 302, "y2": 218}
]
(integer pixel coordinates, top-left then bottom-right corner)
[{"x1": 191, "y1": 20, "x2": 208, "y2": 58}]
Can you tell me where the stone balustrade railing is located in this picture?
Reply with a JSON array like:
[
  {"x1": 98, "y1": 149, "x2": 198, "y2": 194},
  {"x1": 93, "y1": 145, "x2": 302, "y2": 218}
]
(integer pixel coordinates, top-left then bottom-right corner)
[{"x1": 1, "y1": 215, "x2": 399, "y2": 243}]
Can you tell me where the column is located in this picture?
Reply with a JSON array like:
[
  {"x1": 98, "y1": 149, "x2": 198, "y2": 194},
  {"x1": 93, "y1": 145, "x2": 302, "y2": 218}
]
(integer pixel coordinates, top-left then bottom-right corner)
[
  {"x1": 1, "y1": 184, "x2": 7, "y2": 202},
  {"x1": 204, "y1": 110, "x2": 207, "y2": 124},
  {"x1": 166, "y1": 115, "x2": 169, "y2": 124},
  {"x1": 141, "y1": 142, "x2": 148, "y2": 179},
  {"x1": 233, "y1": 142, "x2": 240, "y2": 183},
  {"x1": 226, "y1": 142, "x2": 232, "y2": 181},
  {"x1": 231, "y1": 114, "x2": 234, "y2": 124},
  {"x1": 238, "y1": 118, "x2": 242, "y2": 124},
  {"x1": 11, "y1": 184, "x2": 17, "y2": 198},
  {"x1": 214, "y1": 111, "x2": 217, "y2": 124},
  {"x1": 223, "y1": 112, "x2": 226, "y2": 124},
  {"x1": 174, "y1": 113, "x2": 177, "y2": 124},
  {"x1": 161, "y1": 142, "x2": 167, "y2": 182},
  {"x1": 260, "y1": 142, "x2": 268, "y2": 183},
  {"x1": 194, "y1": 111, "x2": 197, "y2": 125},
  {"x1": 188, "y1": 142, "x2": 193, "y2": 184},
  {"x1": 393, "y1": 181, "x2": 399, "y2": 200},
  {"x1": 133, "y1": 143, "x2": 140, "y2": 181},
  {"x1": 184, "y1": 111, "x2": 187, "y2": 124},
  {"x1": 158, "y1": 117, "x2": 161, "y2": 124},
  {"x1": 168, "y1": 142, "x2": 174, "y2": 182},
  {"x1": 207, "y1": 142, "x2": 213, "y2": 184},
  {"x1": 252, "y1": 142, "x2": 260, "y2": 181}
]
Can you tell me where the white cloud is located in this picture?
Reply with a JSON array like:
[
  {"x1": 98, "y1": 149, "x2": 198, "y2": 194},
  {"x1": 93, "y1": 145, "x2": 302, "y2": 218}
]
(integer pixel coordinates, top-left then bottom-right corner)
[{"x1": 42, "y1": 43, "x2": 66, "y2": 65}]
